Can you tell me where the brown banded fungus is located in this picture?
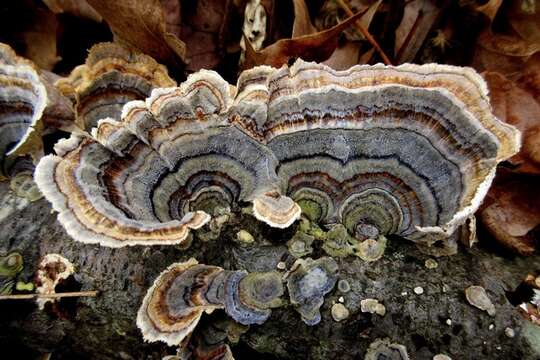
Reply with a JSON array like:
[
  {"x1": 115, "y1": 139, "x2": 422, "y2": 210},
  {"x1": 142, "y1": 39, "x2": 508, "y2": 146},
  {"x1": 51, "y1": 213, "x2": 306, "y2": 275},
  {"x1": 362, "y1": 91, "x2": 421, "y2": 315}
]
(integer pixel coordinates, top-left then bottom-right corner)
[
  {"x1": 56, "y1": 42, "x2": 176, "y2": 131},
  {"x1": 36, "y1": 59, "x2": 517, "y2": 251},
  {"x1": 231, "y1": 60, "x2": 519, "y2": 254},
  {"x1": 0, "y1": 44, "x2": 47, "y2": 179},
  {"x1": 137, "y1": 259, "x2": 284, "y2": 346},
  {"x1": 35, "y1": 68, "x2": 299, "y2": 247}
]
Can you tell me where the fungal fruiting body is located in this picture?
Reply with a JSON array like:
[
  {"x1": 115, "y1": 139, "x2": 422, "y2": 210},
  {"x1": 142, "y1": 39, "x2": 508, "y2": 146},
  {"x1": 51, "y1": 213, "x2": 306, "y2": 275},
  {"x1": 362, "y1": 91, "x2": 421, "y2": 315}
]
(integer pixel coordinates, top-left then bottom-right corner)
[
  {"x1": 55, "y1": 42, "x2": 176, "y2": 131},
  {"x1": 286, "y1": 257, "x2": 339, "y2": 325},
  {"x1": 0, "y1": 43, "x2": 47, "y2": 179},
  {"x1": 35, "y1": 254, "x2": 75, "y2": 310},
  {"x1": 231, "y1": 60, "x2": 519, "y2": 254},
  {"x1": 35, "y1": 68, "x2": 299, "y2": 247},
  {"x1": 35, "y1": 60, "x2": 518, "y2": 251},
  {"x1": 137, "y1": 258, "x2": 283, "y2": 346},
  {"x1": 0, "y1": 251, "x2": 24, "y2": 295}
]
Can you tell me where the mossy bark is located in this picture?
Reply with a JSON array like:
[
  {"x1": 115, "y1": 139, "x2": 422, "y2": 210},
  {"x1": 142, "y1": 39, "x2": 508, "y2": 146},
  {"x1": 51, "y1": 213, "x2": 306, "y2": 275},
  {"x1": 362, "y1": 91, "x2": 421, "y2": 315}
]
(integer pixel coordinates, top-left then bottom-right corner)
[{"x1": 0, "y1": 181, "x2": 539, "y2": 359}]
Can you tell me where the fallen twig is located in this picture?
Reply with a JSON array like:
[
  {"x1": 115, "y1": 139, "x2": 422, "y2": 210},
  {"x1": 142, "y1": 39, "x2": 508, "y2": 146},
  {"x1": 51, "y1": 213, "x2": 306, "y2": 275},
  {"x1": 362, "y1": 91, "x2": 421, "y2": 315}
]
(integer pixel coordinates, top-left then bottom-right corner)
[{"x1": 0, "y1": 290, "x2": 99, "y2": 300}]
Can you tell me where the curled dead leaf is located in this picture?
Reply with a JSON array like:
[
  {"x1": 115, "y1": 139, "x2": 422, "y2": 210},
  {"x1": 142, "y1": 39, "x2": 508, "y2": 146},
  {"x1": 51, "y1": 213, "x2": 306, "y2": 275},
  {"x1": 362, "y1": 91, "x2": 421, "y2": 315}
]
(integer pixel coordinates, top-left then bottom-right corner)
[
  {"x1": 85, "y1": 0, "x2": 187, "y2": 69},
  {"x1": 475, "y1": 0, "x2": 503, "y2": 24},
  {"x1": 42, "y1": 0, "x2": 102, "y2": 22},
  {"x1": 484, "y1": 71, "x2": 540, "y2": 174},
  {"x1": 479, "y1": 171, "x2": 539, "y2": 255},
  {"x1": 243, "y1": 9, "x2": 366, "y2": 69}
]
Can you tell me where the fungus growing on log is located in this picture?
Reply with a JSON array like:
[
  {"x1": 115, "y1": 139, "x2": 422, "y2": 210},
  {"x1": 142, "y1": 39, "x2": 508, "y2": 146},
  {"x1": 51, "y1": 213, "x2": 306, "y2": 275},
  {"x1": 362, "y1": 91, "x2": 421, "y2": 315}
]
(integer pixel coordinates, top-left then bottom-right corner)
[
  {"x1": 231, "y1": 60, "x2": 520, "y2": 254},
  {"x1": 0, "y1": 44, "x2": 47, "y2": 179},
  {"x1": 55, "y1": 42, "x2": 176, "y2": 131},
  {"x1": 35, "y1": 253, "x2": 75, "y2": 310},
  {"x1": 0, "y1": 43, "x2": 74, "y2": 184},
  {"x1": 35, "y1": 68, "x2": 298, "y2": 247},
  {"x1": 36, "y1": 59, "x2": 518, "y2": 251},
  {"x1": 0, "y1": 251, "x2": 24, "y2": 295},
  {"x1": 285, "y1": 257, "x2": 338, "y2": 325},
  {"x1": 137, "y1": 258, "x2": 284, "y2": 346}
]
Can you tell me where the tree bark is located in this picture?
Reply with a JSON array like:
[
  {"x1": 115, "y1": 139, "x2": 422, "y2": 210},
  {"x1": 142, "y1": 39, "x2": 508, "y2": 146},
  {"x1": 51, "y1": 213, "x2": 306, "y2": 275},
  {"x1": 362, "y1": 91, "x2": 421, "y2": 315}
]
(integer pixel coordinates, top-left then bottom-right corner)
[{"x1": 0, "y1": 180, "x2": 539, "y2": 359}]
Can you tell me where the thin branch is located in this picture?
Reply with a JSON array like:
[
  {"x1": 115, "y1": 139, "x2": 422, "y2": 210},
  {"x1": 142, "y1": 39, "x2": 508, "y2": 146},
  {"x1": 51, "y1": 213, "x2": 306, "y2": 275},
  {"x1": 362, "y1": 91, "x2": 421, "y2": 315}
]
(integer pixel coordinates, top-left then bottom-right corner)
[
  {"x1": 0, "y1": 290, "x2": 99, "y2": 300},
  {"x1": 335, "y1": 0, "x2": 393, "y2": 65}
]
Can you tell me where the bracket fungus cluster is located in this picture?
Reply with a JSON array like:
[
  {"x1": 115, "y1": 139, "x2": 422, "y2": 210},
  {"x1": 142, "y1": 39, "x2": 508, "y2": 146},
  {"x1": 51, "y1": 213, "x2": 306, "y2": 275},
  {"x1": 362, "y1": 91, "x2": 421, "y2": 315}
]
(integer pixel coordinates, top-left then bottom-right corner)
[
  {"x1": 137, "y1": 258, "x2": 283, "y2": 346},
  {"x1": 0, "y1": 43, "x2": 47, "y2": 179},
  {"x1": 56, "y1": 42, "x2": 176, "y2": 131},
  {"x1": 35, "y1": 59, "x2": 518, "y2": 253}
]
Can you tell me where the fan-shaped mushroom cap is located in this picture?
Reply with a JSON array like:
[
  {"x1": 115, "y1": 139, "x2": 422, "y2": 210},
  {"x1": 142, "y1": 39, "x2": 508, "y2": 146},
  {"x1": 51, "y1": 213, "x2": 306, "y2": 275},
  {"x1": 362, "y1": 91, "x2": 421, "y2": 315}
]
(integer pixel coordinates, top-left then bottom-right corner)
[
  {"x1": 56, "y1": 42, "x2": 176, "y2": 131},
  {"x1": 286, "y1": 257, "x2": 338, "y2": 325},
  {"x1": 137, "y1": 259, "x2": 284, "y2": 346},
  {"x1": 35, "y1": 67, "x2": 298, "y2": 247},
  {"x1": 0, "y1": 46, "x2": 47, "y2": 178},
  {"x1": 37, "y1": 59, "x2": 518, "y2": 252},
  {"x1": 231, "y1": 60, "x2": 520, "y2": 252}
]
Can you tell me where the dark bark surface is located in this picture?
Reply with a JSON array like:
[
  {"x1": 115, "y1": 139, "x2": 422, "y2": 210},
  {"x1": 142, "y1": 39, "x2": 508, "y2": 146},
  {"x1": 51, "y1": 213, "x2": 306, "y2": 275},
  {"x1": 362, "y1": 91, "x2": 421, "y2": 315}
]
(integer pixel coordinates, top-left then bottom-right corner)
[{"x1": 0, "y1": 180, "x2": 539, "y2": 360}]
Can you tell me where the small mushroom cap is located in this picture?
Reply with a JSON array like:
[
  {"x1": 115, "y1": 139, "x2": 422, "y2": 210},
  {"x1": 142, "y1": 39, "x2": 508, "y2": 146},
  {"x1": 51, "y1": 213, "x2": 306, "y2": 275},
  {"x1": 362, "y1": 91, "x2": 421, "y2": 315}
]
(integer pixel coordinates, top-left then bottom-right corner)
[
  {"x1": 56, "y1": 42, "x2": 176, "y2": 131},
  {"x1": 137, "y1": 259, "x2": 225, "y2": 346},
  {"x1": 286, "y1": 257, "x2": 339, "y2": 325},
  {"x1": 287, "y1": 231, "x2": 315, "y2": 258},
  {"x1": 0, "y1": 251, "x2": 23, "y2": 277},
  {"x1": 35, "y1": 254, "x2": 75, "y2": 309},
  {"x1": 465, "y1": 285, "x2": 496, "y2": 316},
  {"x1": 253, "y1": 191, "x2": 301, "y2": 228},
  {"x1": 224, "y1": 271, "x2": 284, "y2": 325},
  {"x1": 354, "y1": 236, "x2": 387, "y2": 262},
  {"x1": 331, "y1": 303, "x2": 350, "y2": 322},
  {"x1": 0, "y1": 46, "x2": 47, "y2": 178}
]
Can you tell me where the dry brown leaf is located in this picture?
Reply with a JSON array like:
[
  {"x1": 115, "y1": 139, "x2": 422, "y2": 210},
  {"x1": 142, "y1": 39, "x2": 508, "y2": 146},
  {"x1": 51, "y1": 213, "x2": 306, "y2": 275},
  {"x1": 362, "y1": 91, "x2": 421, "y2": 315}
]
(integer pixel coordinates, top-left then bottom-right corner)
[
  {"x1": 356, "y1": 0, "x2": 382, "y2": 39},
  {"x1": 42, "y1": 0, "x2": 102, "y2": 22},
  {"x1": 478, "y1": 31, "x2": 540, "y2": 57},
  {"x1": 86, "y1": 0, "x2": 187, "y2": 68},
  {"x1": 243, "y1": 10, "x2": 365, "y2": 69},
  {"x1": 180, "y1": 0, "x2": 232, "y2": 72},
  {"x1": 358, "y1": 46, "x2": 375, "y2": 64},
  {"x1": 473, "y1": 31, "x2": 540, "y2": 77},
  {"x1": 160, "y1": 0, "x2": 182, "y2": 38},
  {"x1": 479, "y1": 171, "x2": 539, "y2": 255},
  {"x1": 520, "y1": 53, "x2": 540, "y2": 99},
  {"x1": 475, "y1": 0, "x2": 503, "y2": 24},
  {"x1": 323, "y1": 41, "x2": 361, "y2": 70},
  {"x1": 292, "y1": 0, "x2": 317, "y2": 37},
  {"x1": 18, "y1": 6, "x2": 61, "y2": 71},
  {"x1": 508, "y1": 0, "x2": 540, "y2": 45},
  {"x1": 394, "y1": 0, "x2": 440, "y2": 63},
  {"x1": 484, "y1": 71, "x2": 540, "y2": 174}
]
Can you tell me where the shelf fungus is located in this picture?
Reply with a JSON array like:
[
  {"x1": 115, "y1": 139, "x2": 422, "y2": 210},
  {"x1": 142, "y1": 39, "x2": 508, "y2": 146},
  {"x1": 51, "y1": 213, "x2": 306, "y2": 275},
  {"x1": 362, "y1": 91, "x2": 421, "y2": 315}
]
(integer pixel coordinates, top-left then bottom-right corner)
[
  {"x1": 231, "y1": 60, "x2": 520, "y2": 254},
  {"x1": 35, "y1": 68, "x2": 299, "y2": 247},
  {"x1": 37, "y1": 59, "x2": 517, "y2": 251},
  {"x1": 137, "y1": 258, "x2": 284, "y2": 346},
  {"x1": 285, "y1": 257, "x2": 338, "y2": 325},
  {"x1": 56, "y1": 42, "x2": 176, "y2": 131},
  {"x1": 0, "y1": 44, "x2": 47, "y2": 179}
]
